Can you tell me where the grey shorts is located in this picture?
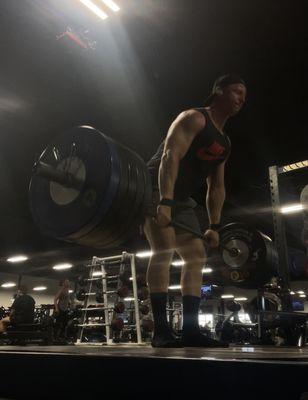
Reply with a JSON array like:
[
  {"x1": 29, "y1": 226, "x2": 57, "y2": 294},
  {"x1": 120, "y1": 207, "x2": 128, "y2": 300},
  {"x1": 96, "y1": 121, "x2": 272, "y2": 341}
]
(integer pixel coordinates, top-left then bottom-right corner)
[{"x1": 146, "y1": 191, "x2": 202, "y2": 236}]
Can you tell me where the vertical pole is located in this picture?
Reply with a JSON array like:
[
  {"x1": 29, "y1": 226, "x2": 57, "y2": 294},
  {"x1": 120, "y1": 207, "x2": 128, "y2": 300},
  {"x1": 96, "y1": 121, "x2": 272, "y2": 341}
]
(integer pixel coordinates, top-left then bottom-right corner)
[
  {"x1": 130, "y1": 254, "x2": 142, "y2": 344},
  {"x1": 101, "y1": 261, "x2": 112, "y2": 344},
  {"x1": 269, "y1": 165, "x2": 292, "y2": 311}
]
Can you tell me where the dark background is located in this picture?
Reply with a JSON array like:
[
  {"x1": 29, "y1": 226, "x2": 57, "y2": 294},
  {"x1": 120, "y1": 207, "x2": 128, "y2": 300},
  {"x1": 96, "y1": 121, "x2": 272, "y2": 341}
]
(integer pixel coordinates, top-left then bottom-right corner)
[{"x1": 0, "y1": 0, "x2": 307, "y2": 277}]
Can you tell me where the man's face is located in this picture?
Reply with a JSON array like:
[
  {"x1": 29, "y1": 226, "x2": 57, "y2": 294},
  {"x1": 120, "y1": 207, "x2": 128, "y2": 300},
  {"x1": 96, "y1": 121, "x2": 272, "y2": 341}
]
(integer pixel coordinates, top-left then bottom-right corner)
[{"x1": 221, "y1": 83, "x2": 246, "y2": 115}]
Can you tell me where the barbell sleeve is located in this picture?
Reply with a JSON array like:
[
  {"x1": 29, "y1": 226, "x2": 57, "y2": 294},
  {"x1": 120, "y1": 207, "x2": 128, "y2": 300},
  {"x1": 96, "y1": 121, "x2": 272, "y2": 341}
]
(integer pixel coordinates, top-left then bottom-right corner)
[{"x1": 33, "y1": 160, "x2": 84, "y2": 191}]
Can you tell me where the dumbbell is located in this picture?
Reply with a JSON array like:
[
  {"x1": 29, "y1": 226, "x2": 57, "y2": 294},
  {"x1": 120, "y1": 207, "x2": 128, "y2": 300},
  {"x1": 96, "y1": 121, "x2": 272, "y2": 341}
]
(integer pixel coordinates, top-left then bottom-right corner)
[
  {"x1": 95, "y1": 274, "x2": 122, "y2": 289},
  {"x1": 114, "y1": 302, "x2": 125, "y2": 314},
  {"x1": 96, "y1": 286, "x2": 130, "y2": 303},
  {"x1": 141, "y1": 319, "x2": 154, "y2": 332},
  {"x1": 119, "y1": 271, "x2": 132, "y2": 286},
  {"x1": 138, "y1": 286, "x2": 149, "y2": 301},
  {"x1": 111, "y1": 317, "x2": 124, "y2": 331},
  {"x1": 139, "y1": 304, "x2": 150, "y2": 315}
]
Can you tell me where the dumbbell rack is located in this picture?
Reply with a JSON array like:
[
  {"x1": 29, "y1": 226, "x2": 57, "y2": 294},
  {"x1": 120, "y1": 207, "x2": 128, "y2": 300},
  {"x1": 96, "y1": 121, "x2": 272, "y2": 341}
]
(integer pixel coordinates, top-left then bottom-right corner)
[{"x1": 76, "y1": 252, "x2": 142, "y2": 345}]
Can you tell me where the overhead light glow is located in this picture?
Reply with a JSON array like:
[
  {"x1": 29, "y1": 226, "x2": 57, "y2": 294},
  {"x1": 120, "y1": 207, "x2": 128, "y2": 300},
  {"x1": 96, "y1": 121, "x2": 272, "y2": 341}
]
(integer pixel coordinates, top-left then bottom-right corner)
[
  {"x1": 172, "y1": 260, "x2": 185, "y2": 266},
  {"x1": 79, "y1": 0, "x2": 108, "y2": 20},
  {"x1": 221, "y1": 294, "x2": 234, "y2": 299},
  {"x1": 33, "y1": 286, "x2": 47, "y2": 291},
  {"x1": 281, "y1": 204, "x2": 303, "y2": 214},
  {"x1": 299, "y1": 294, "x2": 306, "y2": 298},
  {"x1": 100, "y1": 0, "x2": 120, "y2": 12},
  {"x1": 168, "y1": 285, "x2": 181, "y2": 290},
  {"x1": 124, "y1": 297, "x2": 135, "y2": 301},
  {"x1": 297, "y1": 291, "x2": 305, "y2": 294},
  {"x1": 53, "y1": 263, "x2": 73, "y2": 270},
  {"x1": 7, "y1": 255, "x2": 28, "y2": 263},
  {"x1": 69, "y1": 290, "x2": 74, "y2": 294},
  {"x1": 136, "y1": 251, "x2": 153, "y2": 258},
  {"x1": 234, "y1": 297, "x2": 248, "y2": 301},
  {"x1": 290, "y1": 291, "x2": 295, "y2": 295},
  {"x1": 1, "y1": 282, "x2": 16, "y2": 288},
  {"x1": 92, "y1": 271, "x2": 103, "y2": 277},
  {"x1": 202, "y1": 267, "x2": 213, "y2": 274}
]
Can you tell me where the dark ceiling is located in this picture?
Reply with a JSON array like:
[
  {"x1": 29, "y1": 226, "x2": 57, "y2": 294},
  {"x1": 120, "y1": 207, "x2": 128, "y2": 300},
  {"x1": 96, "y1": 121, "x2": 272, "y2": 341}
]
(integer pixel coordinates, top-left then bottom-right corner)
[{"x1": 0, "y1": 0, "x2": 307, "y2": 278}]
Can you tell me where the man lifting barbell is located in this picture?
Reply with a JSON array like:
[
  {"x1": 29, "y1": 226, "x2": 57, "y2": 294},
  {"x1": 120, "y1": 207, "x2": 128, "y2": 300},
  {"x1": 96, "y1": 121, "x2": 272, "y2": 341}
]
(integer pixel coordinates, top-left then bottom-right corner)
[{"x1": 144, "y1": 74, "x2": 247, "y2": 347}]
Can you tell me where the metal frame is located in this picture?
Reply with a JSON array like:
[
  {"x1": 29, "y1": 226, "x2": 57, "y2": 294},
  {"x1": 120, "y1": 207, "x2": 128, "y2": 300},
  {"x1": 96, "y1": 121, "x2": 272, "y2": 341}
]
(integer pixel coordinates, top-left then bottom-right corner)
[
  {"x1": 268, "y1": 159, "x2": 308, "y2": 311},
  {"x1": 76, "y1": 252, "x2": 143, "y2": 346}
]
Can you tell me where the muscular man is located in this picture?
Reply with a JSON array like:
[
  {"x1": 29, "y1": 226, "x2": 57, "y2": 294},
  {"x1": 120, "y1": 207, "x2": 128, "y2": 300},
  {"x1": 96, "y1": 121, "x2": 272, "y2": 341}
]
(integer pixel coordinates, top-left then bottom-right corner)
[{"x1": 144, "y1": 74, "x2": 246, "y2": 347}]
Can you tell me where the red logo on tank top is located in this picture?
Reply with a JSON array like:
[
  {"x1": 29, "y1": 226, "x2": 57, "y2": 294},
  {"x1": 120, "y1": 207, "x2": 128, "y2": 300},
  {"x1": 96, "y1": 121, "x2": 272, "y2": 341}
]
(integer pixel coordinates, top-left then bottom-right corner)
[{"x1": 196, "y1": 141, "x2": 226, "y2": 161}]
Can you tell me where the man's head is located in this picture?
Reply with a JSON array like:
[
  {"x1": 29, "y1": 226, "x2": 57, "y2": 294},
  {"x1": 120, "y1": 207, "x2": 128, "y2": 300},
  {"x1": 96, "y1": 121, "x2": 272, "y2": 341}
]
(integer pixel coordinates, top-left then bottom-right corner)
[
  {"x1": 18, "y1": 285, "x2": 28, "y2": 295},
  {"x1": 205, "y1": 73, "x2": 247, "y2": 115}
]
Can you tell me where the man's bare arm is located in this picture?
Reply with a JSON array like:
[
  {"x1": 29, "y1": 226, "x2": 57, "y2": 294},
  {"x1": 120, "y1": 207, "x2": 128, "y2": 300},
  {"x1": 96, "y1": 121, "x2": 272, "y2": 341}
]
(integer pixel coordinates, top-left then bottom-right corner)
[
  {"x1": 206, "y1": 161, "x2": 227, "y2": 225},
  {"x1": 159, "y1": 110, "x2": 205, "y2": 200}
]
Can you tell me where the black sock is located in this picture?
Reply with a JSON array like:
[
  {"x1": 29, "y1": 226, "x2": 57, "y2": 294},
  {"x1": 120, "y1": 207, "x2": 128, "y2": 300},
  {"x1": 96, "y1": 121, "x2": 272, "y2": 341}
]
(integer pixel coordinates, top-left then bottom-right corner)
[
  {"x1": 150, "y1": 292, "x2": 170, "y2": 336},
  {"x1": 182, "y1": 295, "x2": 201, "y2": 336}
]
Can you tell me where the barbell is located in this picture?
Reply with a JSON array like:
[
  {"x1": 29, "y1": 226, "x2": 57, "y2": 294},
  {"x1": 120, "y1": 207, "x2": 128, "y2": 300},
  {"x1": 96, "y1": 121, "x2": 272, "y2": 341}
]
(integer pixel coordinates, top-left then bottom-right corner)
[{"x1": 29, "y1": 125, "x2": 277, "y2": 288}]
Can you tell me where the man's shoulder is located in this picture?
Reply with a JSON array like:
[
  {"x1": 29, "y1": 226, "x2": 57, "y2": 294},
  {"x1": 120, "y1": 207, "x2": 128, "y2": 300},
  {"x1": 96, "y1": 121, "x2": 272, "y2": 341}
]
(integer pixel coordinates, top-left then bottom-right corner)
[{"x1": 176, "y1": 108, "x2": 206, "y2": 130}]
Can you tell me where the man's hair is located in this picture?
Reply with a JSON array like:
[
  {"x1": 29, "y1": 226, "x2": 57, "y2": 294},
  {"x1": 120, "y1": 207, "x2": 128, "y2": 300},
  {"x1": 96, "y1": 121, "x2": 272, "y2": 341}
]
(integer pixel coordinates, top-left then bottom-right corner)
[
  {"x1": 204, "y1": 73, "x2": 246, "y2": 106},
  {"x1": 19, "y1": 284, "x2": 28, "y2": 294}
]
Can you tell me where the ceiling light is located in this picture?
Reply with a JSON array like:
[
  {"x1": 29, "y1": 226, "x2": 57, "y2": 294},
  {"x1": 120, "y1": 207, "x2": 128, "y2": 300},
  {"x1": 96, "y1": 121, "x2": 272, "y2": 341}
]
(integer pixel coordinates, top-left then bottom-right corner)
[
  {"x1": 297, "y1": 291, "x2": 305, "y2": 294},
  {"x1": 234, "y1": 297, "x2": 248, "y2": 301},
  {"x1": 53, "y1": 263, "x2": 73, "y2": 270},
  {"x1": 1, "y1": 282, "x2": 16, "y2": 288},
  {"x1": 7, "y1": 255, "x2": 28, "y2": 263},
  {"x1": 281, "y1": 204, "x2": 303, "y2": 214},
  {"x1": 172, "y1": 260, "x2": 185, "y2": 266},
  {"x1": 136, "y1": 251, "x2": 153, "y2": 258},
  {"x1": 69, "y1": 290, "x2": 74, "y2": 294},
  {"x1": 290, "y1": 291, "x2": 295, "y2": 295},
  {"x1": 124, "y1": 297, "x2": 135, "y2": 301},
  {"x1": 221, "y1": 294, "x2": 234, "y2": 299},
  {"x1": 79, "y1": 0, "x2": 108, "y2": 20},
  {"x1": 299, "y1": 294, "x2": 306, "y2": 298},
  {"x1": 33, "y1": 286, "x2": 47, "y2": 291},
  {"x1": 100, "y1": 0, "x2": 120, "y2": 12},
  {"x1": 168, "y1": 285, "x2": 181, "y2": 290},
  {"x1": 202, "y1": 267, "x2": 213, "y2": 273}
]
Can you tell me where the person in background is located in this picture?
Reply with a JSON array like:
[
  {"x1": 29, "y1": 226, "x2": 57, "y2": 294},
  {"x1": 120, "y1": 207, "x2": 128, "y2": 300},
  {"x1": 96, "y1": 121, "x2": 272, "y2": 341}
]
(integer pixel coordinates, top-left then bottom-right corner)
[
  {"x1": 0, "y1": 285, "x2": 35, "y2": 333},
  {"x1": 54, "y1": 279, "x2": 71, "y2": 341}
]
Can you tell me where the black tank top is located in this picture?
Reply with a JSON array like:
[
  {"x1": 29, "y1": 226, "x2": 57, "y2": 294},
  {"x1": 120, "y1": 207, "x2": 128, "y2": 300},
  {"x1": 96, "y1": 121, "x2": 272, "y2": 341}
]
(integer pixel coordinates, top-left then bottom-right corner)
[{"x1": 147, "y1": 108, "x2": 231, "y2": 200}]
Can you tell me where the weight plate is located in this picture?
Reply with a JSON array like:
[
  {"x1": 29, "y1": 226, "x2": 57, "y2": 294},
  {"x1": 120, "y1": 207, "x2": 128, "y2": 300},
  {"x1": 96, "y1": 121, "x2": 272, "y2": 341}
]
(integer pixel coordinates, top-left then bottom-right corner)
[
  {"x1": 29, "y1": 126, "x2": 120, "y2": 239},
  {"x1": 217, "y1": 223, "x2": 277, "y2": 288}
]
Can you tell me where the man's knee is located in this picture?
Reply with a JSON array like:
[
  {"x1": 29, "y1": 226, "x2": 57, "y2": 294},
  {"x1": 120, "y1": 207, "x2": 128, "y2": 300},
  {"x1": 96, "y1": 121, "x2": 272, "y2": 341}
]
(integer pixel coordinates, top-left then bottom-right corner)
[{"x1": 181, "y1": 249, "x2": 206, "y2": 268}]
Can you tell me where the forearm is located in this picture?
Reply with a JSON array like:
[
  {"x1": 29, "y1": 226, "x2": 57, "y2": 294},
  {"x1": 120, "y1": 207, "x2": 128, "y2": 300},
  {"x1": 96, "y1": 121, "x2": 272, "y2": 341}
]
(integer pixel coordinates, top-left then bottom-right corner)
[
  {"x1": 206, "y1": 186, "x2": 226, "y2": 224},
  {"x1": 158, "y1": 152, "x2": 180, "y2": 200}
]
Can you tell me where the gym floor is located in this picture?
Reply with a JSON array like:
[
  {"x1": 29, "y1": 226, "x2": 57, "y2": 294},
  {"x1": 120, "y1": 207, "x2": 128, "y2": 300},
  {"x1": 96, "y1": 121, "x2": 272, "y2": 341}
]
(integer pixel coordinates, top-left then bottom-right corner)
[
  {"x1": 1, "y1": 345, "x2": 308, "y2": 399},
  {"x1": 1, "y1": 344, "x2": 308, "y2": 361}
]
